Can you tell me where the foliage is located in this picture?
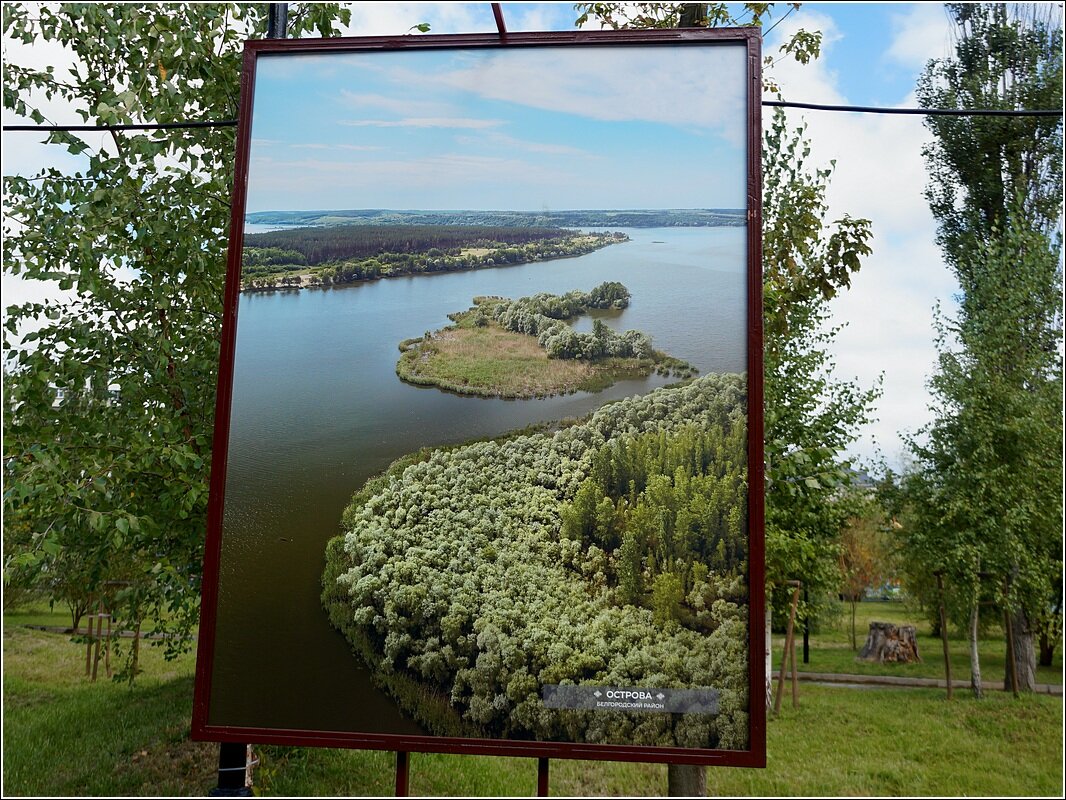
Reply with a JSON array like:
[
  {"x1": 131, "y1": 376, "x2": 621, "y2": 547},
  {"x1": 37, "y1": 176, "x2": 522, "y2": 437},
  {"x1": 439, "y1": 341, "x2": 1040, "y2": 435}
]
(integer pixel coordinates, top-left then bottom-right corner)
[
  {"x1": 838, "y1": 505, "x2": 892, "y2": 649},
  {"x1": 917, "y1": 3, "x2": 1063, "y2": 269},
  {"x1": 2, "y1": 2, "x2": 351, "y2": 670},
  {"x1": 906, "y1": 2, "x2": 1064, "y2": 685},
  {"x1": 489, "y1": 284, "x2": 659, "y2": 361},
  {"x1": 573, "y1": 2, "x2": 821, "y2": 92},
  {"x1": 761, "y1": 109, "x2": 879, "y2": 616},
  {"x1": 572, "y1": 3, "x2": 880, "y2": 630},
  {"x1": 561, "y1": 423, "x2": 747, "y2": 599},
  {"x1": 323, "y1": 375, "x2": 751, "y2": 749},
  {"x1": 244, "y1": 223, "x2": 578, "y2": 266},
  {"x1": 243, "y1": 230, "x2": 622, "y2": 289},
  {"x1": 903, "y1": 208, "x2": 1063, "y2": 667}
]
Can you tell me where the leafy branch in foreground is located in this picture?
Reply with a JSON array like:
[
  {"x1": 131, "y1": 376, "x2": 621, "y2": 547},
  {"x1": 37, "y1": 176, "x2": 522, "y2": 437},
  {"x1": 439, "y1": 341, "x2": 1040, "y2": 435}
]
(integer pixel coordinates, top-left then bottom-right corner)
[{"x1": 2, "y1": 2, "x2": 350, "y2": 675}]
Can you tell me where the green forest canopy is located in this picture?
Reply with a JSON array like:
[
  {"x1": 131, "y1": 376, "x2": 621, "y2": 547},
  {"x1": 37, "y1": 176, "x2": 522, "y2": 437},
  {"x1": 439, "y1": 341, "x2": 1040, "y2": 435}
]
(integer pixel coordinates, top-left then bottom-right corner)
[{"x1": 323, "y1": 373, "x2": 749, "y2": 749}]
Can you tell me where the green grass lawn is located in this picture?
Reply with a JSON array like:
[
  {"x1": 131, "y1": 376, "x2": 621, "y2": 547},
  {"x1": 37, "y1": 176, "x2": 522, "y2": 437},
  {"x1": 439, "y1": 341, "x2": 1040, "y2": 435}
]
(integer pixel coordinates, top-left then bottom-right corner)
[
  {"x1": 4, "y1": 618, "x2": 1062, "y2": 797},
  {"x1": 4, "y1": 604, "x2": 82, "y2": 629},
  {"x1": 774, "y1": 600, "x2": 1063, "y2": 686}
]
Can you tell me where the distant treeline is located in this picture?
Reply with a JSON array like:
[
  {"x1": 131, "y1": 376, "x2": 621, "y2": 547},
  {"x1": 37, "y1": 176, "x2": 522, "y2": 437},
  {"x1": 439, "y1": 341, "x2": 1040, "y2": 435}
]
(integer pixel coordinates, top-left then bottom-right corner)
[
  {"x1": 244, "y1": 224, "x2": 573, "y2": 266},
  {"x1": 246, "y1": 208, "x2": 746, "y2": 229}
]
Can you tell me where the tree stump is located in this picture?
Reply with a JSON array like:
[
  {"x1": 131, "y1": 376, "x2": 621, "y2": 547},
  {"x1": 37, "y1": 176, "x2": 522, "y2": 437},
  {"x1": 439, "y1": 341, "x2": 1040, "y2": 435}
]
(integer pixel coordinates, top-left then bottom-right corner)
[{"x1": 856, "y1": 621, "x2": 922, "y2": 663}]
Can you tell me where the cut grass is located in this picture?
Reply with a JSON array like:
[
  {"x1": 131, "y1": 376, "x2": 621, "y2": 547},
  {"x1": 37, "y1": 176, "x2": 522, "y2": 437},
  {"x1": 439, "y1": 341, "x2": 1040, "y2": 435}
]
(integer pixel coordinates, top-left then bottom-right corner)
[
  {"x1": 2, "y1": 626, "x2": 215, "y2": 797},
  {"x1": 4, "y1": 621, "x2": 1062, "y2": 796},
  {"x1": 396, "y1": 322, "x2": 658, "y2": 399},
  {"x1": 776, "y1": 600, "x2": 1063, "y2": 686},
  {"x1": 3, "y1": 604, "x2": 76, "y2": 629}
]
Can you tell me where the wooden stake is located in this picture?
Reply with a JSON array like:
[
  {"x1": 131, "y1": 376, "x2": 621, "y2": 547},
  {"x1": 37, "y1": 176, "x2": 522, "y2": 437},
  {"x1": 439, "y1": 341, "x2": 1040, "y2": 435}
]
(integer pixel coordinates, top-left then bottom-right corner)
[
  {"x1": 936, "y1": 573, "x2": 953, "y2": 700},
  {"x1": 537, "y1": 757, "x2": 550, "y2": 796},
  {"x1": 91, "y1": 604, "x2": 103, "y2": 682},
  {"x1": 132, "y1": 620, "x2": 142, "y2": 677},
  {"x1": 104, "y1": 611, "x2": 112, "y2": 678},
  {"x1": 790, "y1": 608, "x2": 799, "y2": 708},
  {"x1": 774, "y1": 583, "x2": 801, "y2": 715},
  {"x1": 85, "y1": 614, "x2": 93, "y2": 677}
]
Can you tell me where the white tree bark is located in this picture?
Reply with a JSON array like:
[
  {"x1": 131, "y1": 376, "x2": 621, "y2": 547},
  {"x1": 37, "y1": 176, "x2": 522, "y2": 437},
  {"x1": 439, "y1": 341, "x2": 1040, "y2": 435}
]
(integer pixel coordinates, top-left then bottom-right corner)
[{"x1": 969, "y1": 603, "x2": 983, "y2": 699}]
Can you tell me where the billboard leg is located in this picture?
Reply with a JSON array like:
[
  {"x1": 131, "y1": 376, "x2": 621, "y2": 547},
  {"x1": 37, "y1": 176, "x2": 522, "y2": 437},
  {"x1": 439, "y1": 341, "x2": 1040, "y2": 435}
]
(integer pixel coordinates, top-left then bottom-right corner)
[
  {"x1": 668, "y1": 764, "x2": 706, "y2": 796},
  {"x1": 208, "y1": 742, "x2": 252, "y2": 797},
  {"x1": 537, "y1": 757, "x2": 550, "y2": 796},
  {"x1": 395, "y1": 751, "x2": 409, "y2": 797}
]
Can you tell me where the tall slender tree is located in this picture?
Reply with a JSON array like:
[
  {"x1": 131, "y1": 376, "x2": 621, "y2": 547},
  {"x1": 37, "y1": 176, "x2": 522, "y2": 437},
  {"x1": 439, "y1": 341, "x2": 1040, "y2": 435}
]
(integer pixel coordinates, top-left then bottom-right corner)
[{"x1": 908, "y1": 3, "x2": 1063, "y2": 694}]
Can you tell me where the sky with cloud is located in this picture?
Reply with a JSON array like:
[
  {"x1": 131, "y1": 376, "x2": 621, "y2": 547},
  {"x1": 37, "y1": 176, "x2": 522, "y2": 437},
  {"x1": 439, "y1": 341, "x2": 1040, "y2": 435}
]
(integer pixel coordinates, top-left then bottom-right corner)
[
  {"x1": 5, "y1": 2, "x2": 1051, "y2": 471},
  {"x1": 245, "y1": 44, "x2": 747, "y2": 211}
]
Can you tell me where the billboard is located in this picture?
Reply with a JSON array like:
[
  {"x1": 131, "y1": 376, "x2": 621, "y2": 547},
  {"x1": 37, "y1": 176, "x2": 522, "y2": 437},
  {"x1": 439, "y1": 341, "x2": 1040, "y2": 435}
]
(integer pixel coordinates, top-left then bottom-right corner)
[{"x1": 194, "y1": 28, "x2": 764, "y2": 766}]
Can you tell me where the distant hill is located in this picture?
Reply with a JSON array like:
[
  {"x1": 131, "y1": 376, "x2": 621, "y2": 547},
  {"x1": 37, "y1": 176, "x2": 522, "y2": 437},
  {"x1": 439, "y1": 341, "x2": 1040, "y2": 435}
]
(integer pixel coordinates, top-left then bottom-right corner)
[{"x1": 245, "y1": 208, "x2": 746, "y2": 229}]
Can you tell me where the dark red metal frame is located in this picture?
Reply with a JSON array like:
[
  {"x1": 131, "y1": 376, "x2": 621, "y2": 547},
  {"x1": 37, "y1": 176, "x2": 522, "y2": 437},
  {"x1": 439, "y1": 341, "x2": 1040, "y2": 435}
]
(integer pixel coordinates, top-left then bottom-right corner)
[{"x1": 193, "y1": 27, "x2": 765, "y2": 769}]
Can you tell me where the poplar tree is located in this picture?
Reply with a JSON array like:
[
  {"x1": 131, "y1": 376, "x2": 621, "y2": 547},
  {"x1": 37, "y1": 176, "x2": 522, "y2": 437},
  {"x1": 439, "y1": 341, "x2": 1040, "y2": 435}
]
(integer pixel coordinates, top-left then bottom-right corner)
[{"x1": 907, "y1": 3, "x2": 1063, "y2": 693}]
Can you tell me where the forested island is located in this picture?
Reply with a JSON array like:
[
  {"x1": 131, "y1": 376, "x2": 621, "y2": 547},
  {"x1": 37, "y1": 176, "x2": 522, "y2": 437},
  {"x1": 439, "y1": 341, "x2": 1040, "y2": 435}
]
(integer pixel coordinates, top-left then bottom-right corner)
[
  {"x1": 246, "y1": 207, "x2": 746, "y2": 229},
  {"x1": 240, "y1": 224, "x2": 626, "y2": 291},
  {"x1": 321, "y1": 374, "x2": 750, "y2": 749},
  {"x1": 397, "y1": 282, "x2": 696, "y2": 399}
]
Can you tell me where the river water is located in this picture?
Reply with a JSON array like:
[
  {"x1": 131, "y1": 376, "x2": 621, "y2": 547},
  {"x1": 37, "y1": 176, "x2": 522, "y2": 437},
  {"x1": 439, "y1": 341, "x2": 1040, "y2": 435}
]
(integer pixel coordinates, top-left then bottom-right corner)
[{"x1": 209, "y1": 225, "x2": 747, "y2": 732}]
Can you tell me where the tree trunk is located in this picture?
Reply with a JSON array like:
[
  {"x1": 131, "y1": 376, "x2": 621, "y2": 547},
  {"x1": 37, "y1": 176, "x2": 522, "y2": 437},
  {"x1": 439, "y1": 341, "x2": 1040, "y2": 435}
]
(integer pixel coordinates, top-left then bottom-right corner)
[
  {"x1": 1038, "y1": 629, "x2": 1056, "y2": 667},
  {"x1": 856, "y1": 622, "x2": 921, "y2": 663},
  {"x1": 678, "y1": 3, "x2": 708, "y2": 28},
  {"x1": 1005, "y1": 606, "x2": 1037, "y2": 692},
  {"x1": 668, "y1": 764, "x2": 706, "y2": 797},
  {"x1": 969, "y1": 604, "x2": 983, "y2": 699},
  {"x1": 765, "y1": 589, "x2": 773, "y2": 710},
  {"x1": 849, "y1": 598, "x2": 858, "y2": 650},
  {"x1": 1038, "y1": 587, "x2": 1062, "y2": 667}
]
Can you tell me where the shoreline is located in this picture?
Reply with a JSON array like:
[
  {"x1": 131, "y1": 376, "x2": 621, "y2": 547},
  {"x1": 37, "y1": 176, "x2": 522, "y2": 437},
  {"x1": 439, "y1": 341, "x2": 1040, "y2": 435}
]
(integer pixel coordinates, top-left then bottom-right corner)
[
  {"x1": 240, "y1": 232, "x2": 627, "y2": 294},
  {"x1": 394, "y1": 289, "x2": 698, "y2": 399}
]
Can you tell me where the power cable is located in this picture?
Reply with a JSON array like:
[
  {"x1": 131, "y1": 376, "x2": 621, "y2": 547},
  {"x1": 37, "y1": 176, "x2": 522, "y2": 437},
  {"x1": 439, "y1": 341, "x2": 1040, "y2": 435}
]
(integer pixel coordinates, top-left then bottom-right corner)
[{"x1": 5, "y1": 101, "x2": 1060, "y2": 134}]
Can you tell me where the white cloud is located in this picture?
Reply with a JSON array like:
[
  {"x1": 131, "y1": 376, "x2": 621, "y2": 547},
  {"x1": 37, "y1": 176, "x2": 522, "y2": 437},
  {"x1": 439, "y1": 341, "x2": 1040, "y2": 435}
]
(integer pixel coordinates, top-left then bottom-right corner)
[
  {"x1": 765, "y1": 6, "x2": 960, "y2": 468},
  {"x1": 246, "y1": 150, "x2": 577, "y2": 211},
  {"x1": 508, "y1": 3, "x2": 574, "y2": 32},
  {"x1": 340, "y1": 3, "x2": 491, "y2": 36},
  {"x1": 455, "y1": 130, "x2": 595, "y2": 157},
  {"x1": 424, "y1": 46, "x2": 747, "y2": 143},
  {"x1": 338, "y1": 90, "x2": 450, "y2": 117},
  {"x1": 765, "y1": 10, "x2": 845, "y2": 104},
  {"x1": 886, "y1": 4, "x2": 953, "y2": 69},
  {"x1": 289, "y1": 143, "x2": 382, "y2": 152},
  {"x1": 337, "y1": 116, "x2": 504, "y2": 129}
]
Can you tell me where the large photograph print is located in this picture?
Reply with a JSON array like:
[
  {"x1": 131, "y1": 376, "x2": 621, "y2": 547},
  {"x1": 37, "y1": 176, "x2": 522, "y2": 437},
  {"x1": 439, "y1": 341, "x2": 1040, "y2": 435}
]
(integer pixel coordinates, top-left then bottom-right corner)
[{"x1": 196, "y1": 30, "x2": 763, "y2": 763}]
